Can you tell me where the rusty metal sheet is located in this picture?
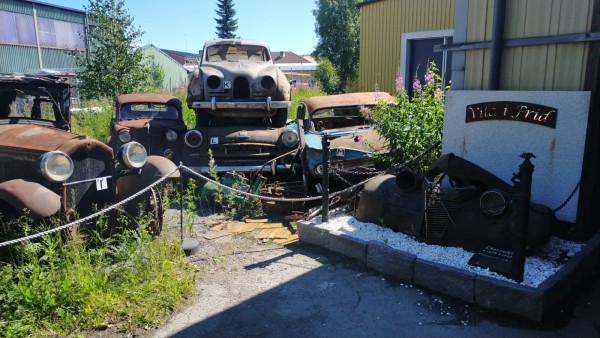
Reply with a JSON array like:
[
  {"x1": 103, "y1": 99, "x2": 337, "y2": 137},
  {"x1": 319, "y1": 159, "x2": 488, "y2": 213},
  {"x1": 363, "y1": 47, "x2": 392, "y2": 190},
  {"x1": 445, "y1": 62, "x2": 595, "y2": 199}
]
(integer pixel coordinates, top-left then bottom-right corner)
[
  {"x1": 117, "y1": 93, "x2": 182, "y2": 109},
  {"x1": 0, "y1": 124, "x2": 80, "y2": 152}
]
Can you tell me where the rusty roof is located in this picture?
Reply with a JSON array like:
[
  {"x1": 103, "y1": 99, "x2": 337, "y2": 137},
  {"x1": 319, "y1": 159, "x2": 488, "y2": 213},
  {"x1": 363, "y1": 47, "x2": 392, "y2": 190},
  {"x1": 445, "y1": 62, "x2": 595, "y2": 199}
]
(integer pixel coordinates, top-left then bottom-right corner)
[
  {"x1": 117, "y1": 93, "x2": 182, "y2": 110},
  {"x1": 300, "y1": 92, "x2": 395, "y2": 113}
]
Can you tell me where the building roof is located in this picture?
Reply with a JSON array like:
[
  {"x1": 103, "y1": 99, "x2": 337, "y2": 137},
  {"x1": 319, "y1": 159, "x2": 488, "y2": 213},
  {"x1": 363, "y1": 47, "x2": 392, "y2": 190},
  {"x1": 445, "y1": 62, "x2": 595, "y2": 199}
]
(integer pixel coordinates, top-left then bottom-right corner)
[
  {"x1": 21, "y1": 0, "x2": 86, "y2": 14},
  {"x1": 141, "y1": 44, "x2": 189, "y2": 72},
  {"x1": 160, "y1": 49, "x2": 202, "y2": 59},
  {"x1": 271, "y1": 51, "x2": 312, "y2": 64}
]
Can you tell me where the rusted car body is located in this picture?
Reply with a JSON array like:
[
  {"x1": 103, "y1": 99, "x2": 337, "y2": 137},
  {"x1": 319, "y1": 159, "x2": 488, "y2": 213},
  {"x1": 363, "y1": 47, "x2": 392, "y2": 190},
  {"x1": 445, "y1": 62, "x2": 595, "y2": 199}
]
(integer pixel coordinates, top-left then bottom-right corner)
[
  {"x1": 356, "y1": 153, "x2": 555, "y2": 253},
  {"x1": 0, "y1": 74, "x2": 177, "y2": 234},
  {"x1": 187, "y1": 38, "x2": 290, "y2": 127},
  {"x1": 294, "y1": 92, "x2": 395, "y2": 192}
]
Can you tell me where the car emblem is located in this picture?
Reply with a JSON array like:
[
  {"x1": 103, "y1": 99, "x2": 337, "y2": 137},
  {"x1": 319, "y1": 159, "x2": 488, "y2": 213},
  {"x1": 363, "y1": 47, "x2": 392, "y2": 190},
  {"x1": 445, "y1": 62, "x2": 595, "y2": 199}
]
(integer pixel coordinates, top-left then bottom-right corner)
[
  {"x1": 210, "y1": 137, "x2": 219, "y2": 145},
  {"x1": 223, "y1": 80, "x2": 232, "y2": 89}
]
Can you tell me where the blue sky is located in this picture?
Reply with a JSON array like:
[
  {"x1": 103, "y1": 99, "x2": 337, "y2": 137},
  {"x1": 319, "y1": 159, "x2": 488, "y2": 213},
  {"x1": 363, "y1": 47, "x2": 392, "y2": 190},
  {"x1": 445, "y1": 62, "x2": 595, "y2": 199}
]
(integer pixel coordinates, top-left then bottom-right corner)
[{"x1": 39, "y1": 0, "x2": 319, "y2": 55}]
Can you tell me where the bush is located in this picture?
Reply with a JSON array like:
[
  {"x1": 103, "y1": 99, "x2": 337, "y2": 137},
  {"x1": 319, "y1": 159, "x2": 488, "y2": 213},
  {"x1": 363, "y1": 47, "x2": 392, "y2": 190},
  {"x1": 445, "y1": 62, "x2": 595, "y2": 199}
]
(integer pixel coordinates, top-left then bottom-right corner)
[{"x1": 367, "y1": 62, "x2": 446, "y2": 172}]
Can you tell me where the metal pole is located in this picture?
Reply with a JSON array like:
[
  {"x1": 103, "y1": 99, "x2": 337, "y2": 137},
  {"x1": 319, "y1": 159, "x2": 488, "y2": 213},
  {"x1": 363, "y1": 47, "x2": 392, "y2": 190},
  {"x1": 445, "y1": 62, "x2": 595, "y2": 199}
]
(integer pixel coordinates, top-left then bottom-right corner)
[
  {"x1": 512, "y1": 153, "x2": 535, "y2": 283},
  {"x1": 321, "y1": 132, "x2": 330, "y2": 222},
  {"x1": 179, "y1": 162, "x2": 184, "y2": 242},
  {"x1": 488, "y1": 0, "x2": 506, "y2": 90}
]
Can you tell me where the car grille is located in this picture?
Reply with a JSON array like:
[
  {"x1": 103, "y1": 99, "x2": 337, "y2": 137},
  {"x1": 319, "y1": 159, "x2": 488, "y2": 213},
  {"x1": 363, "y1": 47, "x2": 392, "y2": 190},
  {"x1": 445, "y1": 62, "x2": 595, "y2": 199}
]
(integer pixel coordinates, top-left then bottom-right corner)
[
  {"x1": 64, "y1": 147, "x2": 115, "y2": 218},
  {"x1": 233, "y1": 77, "x2": 250, "y2": 99},
  {"x1": 211, "y1": 143, "x2": 280, "y2": 166}
]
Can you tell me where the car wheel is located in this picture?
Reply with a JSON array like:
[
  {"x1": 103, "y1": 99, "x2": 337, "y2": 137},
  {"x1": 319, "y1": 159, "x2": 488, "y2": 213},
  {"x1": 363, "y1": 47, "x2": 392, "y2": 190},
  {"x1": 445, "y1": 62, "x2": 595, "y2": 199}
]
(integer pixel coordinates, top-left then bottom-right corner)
[
  {"x1": 272, "y1": 108, "x2": 288, "y2": 127},
  {"x1": 145, "y1": 187, "x2": 163, "y2": 236}
]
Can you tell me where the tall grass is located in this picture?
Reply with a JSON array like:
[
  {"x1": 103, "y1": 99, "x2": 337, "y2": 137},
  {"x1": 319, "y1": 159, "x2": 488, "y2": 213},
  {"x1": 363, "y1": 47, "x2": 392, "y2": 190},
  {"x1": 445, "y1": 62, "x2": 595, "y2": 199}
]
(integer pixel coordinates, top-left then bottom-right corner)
[
  {"x1": 0, "y1": 214, "x2": 195, "y2": 337},
  {"x1": 289, "y1": 86, "x2": 326, "y2": 119}
]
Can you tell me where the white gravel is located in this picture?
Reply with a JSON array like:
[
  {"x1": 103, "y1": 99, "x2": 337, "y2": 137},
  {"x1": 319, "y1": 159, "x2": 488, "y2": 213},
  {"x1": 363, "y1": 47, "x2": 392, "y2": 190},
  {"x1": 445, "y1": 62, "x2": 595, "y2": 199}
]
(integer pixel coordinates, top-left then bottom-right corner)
[{"x1": 312, "y1": 215, "x2": 584, "y2": 288}]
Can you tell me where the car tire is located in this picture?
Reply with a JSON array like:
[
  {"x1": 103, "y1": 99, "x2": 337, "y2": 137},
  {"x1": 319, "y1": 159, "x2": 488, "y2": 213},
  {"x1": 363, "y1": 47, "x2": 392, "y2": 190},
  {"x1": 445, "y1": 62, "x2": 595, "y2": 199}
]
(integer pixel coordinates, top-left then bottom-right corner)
[{"x1": 273, "y1": 108, "x2": 288, "y2": 127}]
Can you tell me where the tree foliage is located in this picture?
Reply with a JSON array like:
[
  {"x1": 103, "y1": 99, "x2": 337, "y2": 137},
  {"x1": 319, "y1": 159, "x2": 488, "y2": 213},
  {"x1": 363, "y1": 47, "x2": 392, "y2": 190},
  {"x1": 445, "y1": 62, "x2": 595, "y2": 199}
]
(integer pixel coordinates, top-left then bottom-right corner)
[
  {"x1": 215, "y1": 0, "x2": 238, "y2": 39},
  {"x1": 314, "y1": 58, "x2": 340, "y2": 94},
  {"x1": 313, "y1": 0, "x2": 360, "y2": 92},
  {"x1": 366, "y1": 62, "x2": 445, "y2": 172},
  {"x1": 75, "y1": 0, "x2": 152, "y2": 99}
]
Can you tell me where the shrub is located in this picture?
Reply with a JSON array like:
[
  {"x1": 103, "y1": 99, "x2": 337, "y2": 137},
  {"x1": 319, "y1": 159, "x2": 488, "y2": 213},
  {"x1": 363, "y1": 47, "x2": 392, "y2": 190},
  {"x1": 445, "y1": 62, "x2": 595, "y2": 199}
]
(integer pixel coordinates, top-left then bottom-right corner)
[{"x1": 367, "y1": 62, "x2": 445, "y2": 172}]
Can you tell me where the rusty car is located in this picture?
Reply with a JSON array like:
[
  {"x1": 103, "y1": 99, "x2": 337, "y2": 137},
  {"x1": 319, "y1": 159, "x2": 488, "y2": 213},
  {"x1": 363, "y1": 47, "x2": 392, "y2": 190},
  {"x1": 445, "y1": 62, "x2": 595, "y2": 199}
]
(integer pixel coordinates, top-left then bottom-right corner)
[
  {"x1": 187, "y1": 38, "x2": 291, "y2": 127},
  {"x1": 294, "y1": 92, "x2": 395, "y2": 194},
  {"x1": 107, "y1": 93, "x2": 190, "y2": 165},
  {"x1": 0, "y1": 73, "x2": 178, "y2": 236}
]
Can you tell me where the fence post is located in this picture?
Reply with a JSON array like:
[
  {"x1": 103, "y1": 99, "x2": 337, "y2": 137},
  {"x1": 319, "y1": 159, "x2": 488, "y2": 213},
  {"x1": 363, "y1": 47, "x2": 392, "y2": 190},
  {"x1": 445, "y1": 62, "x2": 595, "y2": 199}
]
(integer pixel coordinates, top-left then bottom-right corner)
[{"x1": 321, "y1": 132, "x2": 330, "y2": 222}]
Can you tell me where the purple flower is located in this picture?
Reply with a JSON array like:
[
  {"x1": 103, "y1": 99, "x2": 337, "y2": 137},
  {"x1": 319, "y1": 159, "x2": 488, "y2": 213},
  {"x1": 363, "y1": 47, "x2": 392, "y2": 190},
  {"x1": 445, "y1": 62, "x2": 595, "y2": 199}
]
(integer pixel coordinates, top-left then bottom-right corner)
[
  {"x1": 354, "y1": 135, "x2": 364, "y2": 143},
  {"x1": 424, "y1": 71, "x2": 433, "y2": 85},
  {"x1": 395, "y1": 75, "x2": 404, "y2": 93},
  {"x1": 359, "y1": 105, "x2": 370, "y2": 118},
  {"x1": 412, "y1": 78, "x2": 422, "y2": 92}
]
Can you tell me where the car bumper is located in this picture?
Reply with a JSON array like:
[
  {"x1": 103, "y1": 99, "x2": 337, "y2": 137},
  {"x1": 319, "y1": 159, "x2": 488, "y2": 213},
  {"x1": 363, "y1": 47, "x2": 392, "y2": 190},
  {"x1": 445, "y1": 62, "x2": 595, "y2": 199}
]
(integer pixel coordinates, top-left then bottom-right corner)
[{"x1": 192, "y1": 97, "x2": 290, "y2": 111}]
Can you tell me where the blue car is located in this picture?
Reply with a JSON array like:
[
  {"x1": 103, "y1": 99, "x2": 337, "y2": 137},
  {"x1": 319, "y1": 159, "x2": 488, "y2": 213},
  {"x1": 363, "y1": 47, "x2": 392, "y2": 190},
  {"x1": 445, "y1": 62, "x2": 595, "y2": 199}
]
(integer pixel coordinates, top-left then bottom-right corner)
[{"x1": 294, "y1": 92, "x2": 395, "y2": 193}]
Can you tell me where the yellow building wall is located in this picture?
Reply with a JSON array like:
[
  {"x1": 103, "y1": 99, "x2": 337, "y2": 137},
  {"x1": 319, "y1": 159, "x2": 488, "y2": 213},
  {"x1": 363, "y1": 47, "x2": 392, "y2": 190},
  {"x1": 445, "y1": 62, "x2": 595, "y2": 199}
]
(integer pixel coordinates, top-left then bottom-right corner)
[
  {"x1": 465, "y1": 0, "x2": 594, "y2": 90},
  {"x1": 358, "y1": 0, "x2": 454, "y2": 93}
]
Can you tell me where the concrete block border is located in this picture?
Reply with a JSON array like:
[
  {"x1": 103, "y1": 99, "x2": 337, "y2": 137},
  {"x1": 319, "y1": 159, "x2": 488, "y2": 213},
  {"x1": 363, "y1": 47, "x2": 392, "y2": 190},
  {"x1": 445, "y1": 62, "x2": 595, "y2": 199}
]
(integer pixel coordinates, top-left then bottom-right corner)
[{"x1": 297, "y1": 220, "x2": 600, "y2": 321}]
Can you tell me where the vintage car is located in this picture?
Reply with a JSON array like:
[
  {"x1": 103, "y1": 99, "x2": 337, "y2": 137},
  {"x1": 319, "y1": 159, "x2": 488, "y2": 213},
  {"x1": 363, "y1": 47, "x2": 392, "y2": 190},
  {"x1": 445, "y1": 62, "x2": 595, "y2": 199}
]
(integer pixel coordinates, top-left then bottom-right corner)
[
  {"x1": 294, "y1": 92, "x2": 395, "y2": 193},
  {"x1": 107, "y1": 93, "x2": 189, "y2": 165},
  {"x1": 0, "y1": 73, "x2": 178, "y2": 235},
  {"x1": 187, "y1": 38, "x2": 290, "y2": 127}
]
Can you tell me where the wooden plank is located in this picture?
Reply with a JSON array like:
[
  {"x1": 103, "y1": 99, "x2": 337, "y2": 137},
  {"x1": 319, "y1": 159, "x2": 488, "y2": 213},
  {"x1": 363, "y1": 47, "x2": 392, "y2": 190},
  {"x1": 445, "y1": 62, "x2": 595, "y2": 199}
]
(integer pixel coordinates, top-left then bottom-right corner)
[
  {"x1": 227, "y1": 222, "x2": 257, "y2": 233},
  {"x1": 244, "y1": 219, "x2": 268, "y2": 223},
  {"x1": 275, "y1": 234, "x2": 299, "y2": 245},
  {"x1": 255, "y1": 222, "x2": 285, "y2": 229},
  {"x1": 254, "y1": 227, "x2": 293, "y2": 239},
  {"x1": 204, "y1": 230, "x2": 232, "y2": 240}
]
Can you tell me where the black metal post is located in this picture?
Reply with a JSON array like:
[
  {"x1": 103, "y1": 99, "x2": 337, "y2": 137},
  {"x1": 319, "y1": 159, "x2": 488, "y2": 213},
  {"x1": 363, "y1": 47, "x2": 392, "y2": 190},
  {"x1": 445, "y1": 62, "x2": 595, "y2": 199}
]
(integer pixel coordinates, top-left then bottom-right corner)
[
  {"x1": 489, "y1": 0, "x2": 506, "y2": 90},
  {"x1": 512, "y1": 153, "x2": 535, "y2": 283},
  {"x1": 321, "y1": 132, "x2": 330, "y2": 222},
  {"x1": 179, "y1": 162, "x2": 184, "y2": 242}
]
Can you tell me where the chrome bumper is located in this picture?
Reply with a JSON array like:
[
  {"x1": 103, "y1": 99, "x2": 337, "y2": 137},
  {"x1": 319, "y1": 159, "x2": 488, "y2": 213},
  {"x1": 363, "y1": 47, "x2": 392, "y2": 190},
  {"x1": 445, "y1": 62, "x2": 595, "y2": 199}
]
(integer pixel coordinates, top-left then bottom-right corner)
[{"x1": 192, "y1": 96, "x2": 290, "y2": 111}]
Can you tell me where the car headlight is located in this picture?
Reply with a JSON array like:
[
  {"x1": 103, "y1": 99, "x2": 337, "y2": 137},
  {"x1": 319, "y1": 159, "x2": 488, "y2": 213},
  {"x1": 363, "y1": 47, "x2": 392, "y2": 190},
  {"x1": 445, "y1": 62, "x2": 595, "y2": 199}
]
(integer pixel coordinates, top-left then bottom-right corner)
[
  {"x1": 118, "y1": 141, "x2": 147, "y2": 169},
  {"x1": 185, "y1": 129, "x2": 203, "y2": 148},
  {"x1": 281, "y1": 129, "x2": 299, "y2": 147},
  {"x1": 261, "y1": 76, "x2": 275, "y2": 89},
  {"x1": 118, "y1": 130, "x2": 131, "y2": 143},
  {"x1": 165, "y1": 129, "x2": 178, "y2": 142},
  {"x1": 206, "y1": 75, "x2": 221, "y2": 89},
  {"x1": 40, "y1": 151, "x2": 74, "y2": 183}
]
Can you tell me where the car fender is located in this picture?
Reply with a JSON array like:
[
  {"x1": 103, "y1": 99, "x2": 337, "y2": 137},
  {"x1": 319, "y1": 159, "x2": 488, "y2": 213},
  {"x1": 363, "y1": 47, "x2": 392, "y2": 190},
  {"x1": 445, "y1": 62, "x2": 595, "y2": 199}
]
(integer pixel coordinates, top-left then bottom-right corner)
[
  {"x1": 0, "y1": 179, "x2": 61, "y2": 218},
  {"x1": 115, "y1": 156, "x2": 179, "y2": 201}
]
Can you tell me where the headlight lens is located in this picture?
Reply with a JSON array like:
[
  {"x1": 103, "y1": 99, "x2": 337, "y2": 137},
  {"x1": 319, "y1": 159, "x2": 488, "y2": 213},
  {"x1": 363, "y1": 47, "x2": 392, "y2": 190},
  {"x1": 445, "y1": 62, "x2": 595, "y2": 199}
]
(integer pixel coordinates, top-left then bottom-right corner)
[
  {"x1": 119, "y1": 141, "x2": 147, "y2": 169},
  {"x1": 165, "y1": 129, "x2": 178, "y2": 142},
  {"x1": 281, "y1": 129, "x2": 299, "y2": 147},
  {"x1": 261, "y1": 76, "x2": 275, "y2": 89},
  {"x1": 118, "y1": 130, "x2": 131, "y2": 143},
  {"x1": 40, "y1": 151, "x2": 74, "y2": 183},
  {"x1": 184, "y1": 129, "x2": 203, "y2": 148},
  {"x1": 207, "y1": 75, "x2": 221, "y2": 89}
]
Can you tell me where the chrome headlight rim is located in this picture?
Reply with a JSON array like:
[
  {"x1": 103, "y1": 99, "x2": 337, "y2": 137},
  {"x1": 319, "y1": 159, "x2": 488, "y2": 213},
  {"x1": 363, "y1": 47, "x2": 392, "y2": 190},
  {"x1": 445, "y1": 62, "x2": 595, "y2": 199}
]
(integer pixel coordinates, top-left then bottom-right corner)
[
  {"x1": 118, "y1": 141, "x2": 147, "y2": 169},
  {"x1": 281, "y1": 129, "x2": 299, "y2": 148},
  {"x1": 184, "y1": 129, "x2": 203, "y2": 148},
  {"x1": 165, "y1": 129, "x2": 178, "y2": 142},
  {"x1": 39, "y1": 151, "x2": 74, "y2": 183},
  {"x1": 118, "y1": 130, "x2": 131, "y2": 143}
]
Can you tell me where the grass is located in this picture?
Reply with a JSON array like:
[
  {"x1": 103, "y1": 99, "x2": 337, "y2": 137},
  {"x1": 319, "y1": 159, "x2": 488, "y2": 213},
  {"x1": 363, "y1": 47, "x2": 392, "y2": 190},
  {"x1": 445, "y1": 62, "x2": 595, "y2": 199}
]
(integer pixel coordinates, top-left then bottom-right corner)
[{"x1": 0, "y1": 213, "x2": 195, "y2": 337}]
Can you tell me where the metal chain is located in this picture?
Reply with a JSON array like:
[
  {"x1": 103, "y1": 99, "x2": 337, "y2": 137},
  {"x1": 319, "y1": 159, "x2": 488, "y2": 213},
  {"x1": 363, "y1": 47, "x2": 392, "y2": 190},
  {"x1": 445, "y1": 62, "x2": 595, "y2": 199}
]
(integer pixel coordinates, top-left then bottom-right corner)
[
  {"x1": 550, "y1": 179, "x2": 581, "y2": 213},
  {"x1": 0, "y1": 166, "x2": 180, "y2": 248}
]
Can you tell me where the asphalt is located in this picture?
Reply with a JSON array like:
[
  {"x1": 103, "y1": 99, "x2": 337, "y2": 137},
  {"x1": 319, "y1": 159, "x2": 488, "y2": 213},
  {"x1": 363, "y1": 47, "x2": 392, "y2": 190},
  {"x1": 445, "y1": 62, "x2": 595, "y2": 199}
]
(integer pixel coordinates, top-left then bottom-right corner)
[{"x1": 150, "y1": 239, "x2": 600, "y2": 338}]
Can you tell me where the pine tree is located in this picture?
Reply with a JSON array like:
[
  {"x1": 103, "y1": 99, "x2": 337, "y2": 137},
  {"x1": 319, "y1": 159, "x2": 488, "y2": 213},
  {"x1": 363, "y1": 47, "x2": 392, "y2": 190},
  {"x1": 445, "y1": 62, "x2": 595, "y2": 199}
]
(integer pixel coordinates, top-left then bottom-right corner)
[{"x1": 214, "y1": 0, "x2": 238, "y2": 39}]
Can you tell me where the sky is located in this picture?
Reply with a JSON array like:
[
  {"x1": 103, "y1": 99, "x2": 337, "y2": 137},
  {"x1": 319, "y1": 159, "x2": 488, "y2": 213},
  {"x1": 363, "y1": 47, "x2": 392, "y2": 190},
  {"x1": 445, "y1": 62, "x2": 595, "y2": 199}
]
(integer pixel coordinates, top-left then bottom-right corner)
[{"x1": 39, "y1": 0, "x2": 319, "y2": 55}]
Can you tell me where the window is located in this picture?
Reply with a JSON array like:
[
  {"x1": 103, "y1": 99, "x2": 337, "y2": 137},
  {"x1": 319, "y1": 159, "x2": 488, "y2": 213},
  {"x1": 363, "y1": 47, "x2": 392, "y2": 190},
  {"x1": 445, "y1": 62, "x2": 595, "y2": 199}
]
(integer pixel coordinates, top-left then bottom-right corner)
[{"x1": 0, "y1": 10, "x2": 85, "y2": 50}]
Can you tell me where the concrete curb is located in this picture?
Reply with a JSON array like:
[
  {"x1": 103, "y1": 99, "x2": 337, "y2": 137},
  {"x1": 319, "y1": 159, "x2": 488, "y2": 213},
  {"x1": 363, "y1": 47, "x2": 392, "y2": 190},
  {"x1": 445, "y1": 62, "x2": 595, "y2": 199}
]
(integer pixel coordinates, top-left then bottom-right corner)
[{"x1": 297, "y1": 220, "x2": 600, "y2": 321}]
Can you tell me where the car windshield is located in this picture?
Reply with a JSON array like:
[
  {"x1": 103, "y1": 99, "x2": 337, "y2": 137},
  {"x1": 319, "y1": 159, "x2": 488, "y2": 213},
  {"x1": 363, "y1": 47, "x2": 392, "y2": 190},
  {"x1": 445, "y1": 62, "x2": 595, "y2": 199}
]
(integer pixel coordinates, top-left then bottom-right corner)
[
  {"x1": 310, "y1": 106, "x2": 369, "y2": 131},
  {"x1": 120, "y1": 103, "x2": 179, "y2": 120},
  {"x1": 205, "y1": 44, "x2": 269, "y2": 62},
  {"x1": 0, "y1": 92, "x2": 60, "y2": 121}
]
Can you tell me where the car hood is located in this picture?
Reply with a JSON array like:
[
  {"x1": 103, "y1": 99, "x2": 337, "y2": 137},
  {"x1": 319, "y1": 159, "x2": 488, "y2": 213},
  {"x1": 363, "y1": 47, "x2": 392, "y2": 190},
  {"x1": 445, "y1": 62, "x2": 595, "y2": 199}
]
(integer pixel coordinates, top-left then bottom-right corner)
[
  {"x1": 201, "y1": 61, "x2": 280, "y2": 78},
  {"x1": 304, "y1": 126, "x2": 387, "y2": 152},
  {"x1": 115, "y1": 118, "x2": 184, "y2": 130},
  {"x1": 204, "y1": 125, "x2": 285, "y2": 144},
  {"x1": 0, "y1": 124, "x2": 84, "y2": 152}
]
